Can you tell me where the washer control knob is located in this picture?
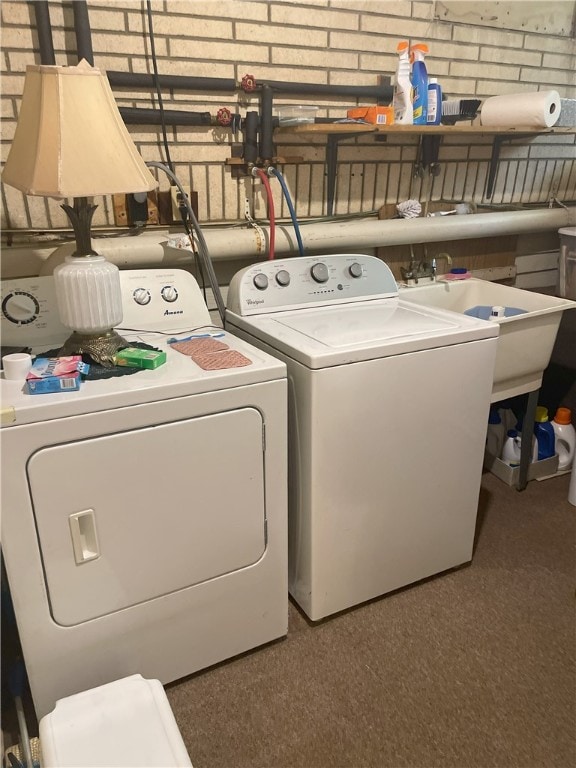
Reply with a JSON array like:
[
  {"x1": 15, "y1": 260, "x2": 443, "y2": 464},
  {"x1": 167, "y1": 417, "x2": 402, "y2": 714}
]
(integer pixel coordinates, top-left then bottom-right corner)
[
  {"x1": 275, "y1": 269, "x2": 290, "y2": 287},
  {"x1": 161, "y1": 285, "x2": 179, "y2": 303},
  {"x1": 311, "y1": 263, "x2": 329, "y2": 283},
  {"x1": 349, "y1": 262, "x2": 363, "y2": 278},
  {"x1": 133, "y1": 288, "x2": 151, "y2": 305},
  {"x1": 253, "y1": 273, "x2": 269, "y2": 290}
]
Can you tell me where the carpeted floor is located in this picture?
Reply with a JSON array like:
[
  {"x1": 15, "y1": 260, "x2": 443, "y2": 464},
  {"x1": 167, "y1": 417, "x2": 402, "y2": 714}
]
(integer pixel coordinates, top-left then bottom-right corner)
[{"x1": 167, "y1": 470, "x2": 575, "y2": 768}]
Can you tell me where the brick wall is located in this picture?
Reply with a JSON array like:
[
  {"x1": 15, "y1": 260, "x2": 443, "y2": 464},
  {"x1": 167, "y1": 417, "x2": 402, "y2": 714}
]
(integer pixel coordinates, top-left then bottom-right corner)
[{"x1": 1, "y1": 0, "x2": 575, "y2": 234}]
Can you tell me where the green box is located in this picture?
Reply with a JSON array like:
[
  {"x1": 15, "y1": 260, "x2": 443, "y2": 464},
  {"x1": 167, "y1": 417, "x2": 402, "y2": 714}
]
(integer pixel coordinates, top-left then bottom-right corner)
[{"x1": 115, "y1": 347, "x2": 167, "y2": 370}]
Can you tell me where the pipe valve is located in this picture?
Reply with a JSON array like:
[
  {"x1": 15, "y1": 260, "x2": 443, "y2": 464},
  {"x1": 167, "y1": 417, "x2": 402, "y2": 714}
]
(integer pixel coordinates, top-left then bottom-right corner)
[
  {"x1": 241, "y1": 74, "x2": 257, "y2": 92},
  {"x1": 216, "y1": 107, "x2": 232, "y2": 126}
]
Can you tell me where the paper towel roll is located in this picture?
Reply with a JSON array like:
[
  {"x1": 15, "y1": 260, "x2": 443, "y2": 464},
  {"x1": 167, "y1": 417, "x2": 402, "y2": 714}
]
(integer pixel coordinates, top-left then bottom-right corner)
[{"x1": 480, "y1": 90, "x2": 561, "y2": 128}]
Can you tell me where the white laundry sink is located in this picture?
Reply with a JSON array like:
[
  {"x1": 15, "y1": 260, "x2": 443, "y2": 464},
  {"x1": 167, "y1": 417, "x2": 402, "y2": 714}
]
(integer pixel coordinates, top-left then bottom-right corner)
[{"x1": 399, "y1": 278, "x2": 576, "y2": 401}]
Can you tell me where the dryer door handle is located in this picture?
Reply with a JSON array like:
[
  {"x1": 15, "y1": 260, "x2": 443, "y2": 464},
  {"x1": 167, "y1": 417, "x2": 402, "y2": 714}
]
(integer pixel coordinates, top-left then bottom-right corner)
[{"x1": 69, "y1": 510, "x2": 100, "y2": 565}]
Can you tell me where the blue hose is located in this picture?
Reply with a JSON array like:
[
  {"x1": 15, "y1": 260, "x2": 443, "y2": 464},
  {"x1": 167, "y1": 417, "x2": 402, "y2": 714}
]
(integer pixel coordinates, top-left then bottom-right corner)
[{"x1": 270, "y1": 168, "x2": 305, "y2": 257}]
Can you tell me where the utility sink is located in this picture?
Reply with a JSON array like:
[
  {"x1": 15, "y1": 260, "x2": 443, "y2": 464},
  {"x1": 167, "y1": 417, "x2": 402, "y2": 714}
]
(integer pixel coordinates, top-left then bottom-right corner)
[{"x1": 399, "y1": 278, "x2": 576, "y2": 401}]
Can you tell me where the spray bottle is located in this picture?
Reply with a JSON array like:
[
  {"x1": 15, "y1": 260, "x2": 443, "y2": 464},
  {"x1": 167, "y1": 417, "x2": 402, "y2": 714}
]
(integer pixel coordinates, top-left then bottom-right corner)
[
  {"x1": 393, "y1": 41, "x2": 413, "y2": 125},
  {"x1": 410, "y1": 43, "x2": 429, "y2": 125}
]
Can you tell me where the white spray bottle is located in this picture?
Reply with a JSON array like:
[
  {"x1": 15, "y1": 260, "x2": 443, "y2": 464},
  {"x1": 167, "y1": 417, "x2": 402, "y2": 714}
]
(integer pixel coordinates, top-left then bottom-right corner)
[{"x1": 393, "y1": 41, "x2": 413, "y2": 125}]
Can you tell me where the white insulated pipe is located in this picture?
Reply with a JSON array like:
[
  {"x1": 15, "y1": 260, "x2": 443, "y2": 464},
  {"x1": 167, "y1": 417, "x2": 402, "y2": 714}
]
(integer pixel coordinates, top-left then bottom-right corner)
[{"x1": 40, "y1": 206, "x2": 575, "y2": 274}]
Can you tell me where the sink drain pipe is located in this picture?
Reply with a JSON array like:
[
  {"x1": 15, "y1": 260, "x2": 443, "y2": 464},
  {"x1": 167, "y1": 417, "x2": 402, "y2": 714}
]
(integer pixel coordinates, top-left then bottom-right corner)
[{"x1": 40, "y1": 207, "x2": 575, "y2": 273}]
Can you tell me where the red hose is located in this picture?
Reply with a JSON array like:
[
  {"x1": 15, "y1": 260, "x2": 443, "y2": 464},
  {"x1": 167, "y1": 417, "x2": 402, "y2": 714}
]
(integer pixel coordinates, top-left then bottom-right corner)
[{"x1": 255, "y1": 169, "x2": 275, "y2": 260}]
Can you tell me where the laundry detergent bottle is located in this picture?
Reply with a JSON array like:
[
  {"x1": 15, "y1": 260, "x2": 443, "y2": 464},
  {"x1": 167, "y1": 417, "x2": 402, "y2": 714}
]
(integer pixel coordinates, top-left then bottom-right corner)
[
  {"x1": 534, "y1": 406, "x2": 556, "y2": 461},
  {"x1": 393, "y1": 40, "x2": 413, "y2": 125},
  {"x1": 410, "y1": 43, "x2": 429, "y2": 125},
  {"x1": 552, "y1": 407, "x2": 575, "y2": 471}
]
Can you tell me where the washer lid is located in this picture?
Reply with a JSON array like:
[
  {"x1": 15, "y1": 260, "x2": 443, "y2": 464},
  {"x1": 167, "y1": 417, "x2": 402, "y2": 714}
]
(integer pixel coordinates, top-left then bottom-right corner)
[{"x1": 229, "y1": 298, "x2": 498, "y2": 368}]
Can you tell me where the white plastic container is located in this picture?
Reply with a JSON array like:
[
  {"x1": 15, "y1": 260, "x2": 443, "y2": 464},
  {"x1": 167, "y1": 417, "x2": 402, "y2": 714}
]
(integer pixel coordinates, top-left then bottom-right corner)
[
  {"x1": 501, "y1": 429, "x2": 538, "y2": 466},
  {"x1": 39, "y1": 675, "x2": 193, "y2": 767},
  {"x1": 277, "y1": 105, "x2": 318, "y2": 126},
  {"x1": 393, "y1": 40, "x2": 413, "y2": 125},
  {"x1": 552, "y1": 407, "x2": 576, "y2": 471}
]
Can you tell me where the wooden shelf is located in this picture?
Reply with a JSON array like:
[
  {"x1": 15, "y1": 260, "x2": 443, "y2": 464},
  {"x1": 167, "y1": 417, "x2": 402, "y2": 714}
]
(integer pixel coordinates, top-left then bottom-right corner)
[
  {"x1": 275, "y1": 123, "x2": 575, "y2": 136},
  {"x1": 273, "y1": 123, "x2": 575, "y2": 213}
]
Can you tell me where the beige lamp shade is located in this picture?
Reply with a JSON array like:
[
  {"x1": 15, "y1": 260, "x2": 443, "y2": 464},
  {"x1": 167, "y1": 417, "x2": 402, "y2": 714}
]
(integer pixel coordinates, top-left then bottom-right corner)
[{"x1": 2, "y1": 59, "x2": 157, "y2": 198}]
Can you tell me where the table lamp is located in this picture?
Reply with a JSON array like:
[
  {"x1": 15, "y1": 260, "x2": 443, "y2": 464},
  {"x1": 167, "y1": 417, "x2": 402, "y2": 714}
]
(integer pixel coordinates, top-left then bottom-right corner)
[{"x1": 2, "y1": 59, "x2": 158, "y2": 366}]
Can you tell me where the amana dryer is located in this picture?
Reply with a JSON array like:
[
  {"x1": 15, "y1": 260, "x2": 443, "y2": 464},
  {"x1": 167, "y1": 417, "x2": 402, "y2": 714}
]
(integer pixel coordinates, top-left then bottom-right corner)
[
  {"x1": 226, "y1": 254, "x2": 499, "y2": 621},
  {"x1": 0, "y1": 269, "x2": 287, "y2": 718}
]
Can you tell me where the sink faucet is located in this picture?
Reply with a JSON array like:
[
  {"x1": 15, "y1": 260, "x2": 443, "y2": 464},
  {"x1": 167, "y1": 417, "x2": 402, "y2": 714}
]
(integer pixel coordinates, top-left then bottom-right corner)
[
  {"x1": 400, "y1": 246, "x2": 437, "y2": 285},
  {"x1": 431, "y1": 252, "x2": 453, "y2": 277}
]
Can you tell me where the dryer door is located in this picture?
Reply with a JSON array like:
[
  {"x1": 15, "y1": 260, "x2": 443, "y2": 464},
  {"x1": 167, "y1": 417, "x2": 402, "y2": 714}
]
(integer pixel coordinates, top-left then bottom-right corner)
[{"x1": 28, "y1": 407, "x2": 266, "y2": 626}]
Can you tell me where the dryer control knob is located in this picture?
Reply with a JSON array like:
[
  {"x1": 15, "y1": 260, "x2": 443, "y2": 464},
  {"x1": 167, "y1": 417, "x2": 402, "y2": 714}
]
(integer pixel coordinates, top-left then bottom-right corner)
[
  {"x1": 133, "y1": 288, "x2": 151, "y2": 305},
  {"x1": 161, "y1": 285, "x2": 179, "y2": 303},
  {"x1": 275, "y1": 269, "x2": 290, "y2": 287},
  {"x1": 253, "y1": 273, "x2": 269, "y2": 290},
  {"x1": 311, "y1": 263, "x2": 329, "y2": 283},
  {"x1": 349, "y1": 262, "x2": 363, "y2": 278}
]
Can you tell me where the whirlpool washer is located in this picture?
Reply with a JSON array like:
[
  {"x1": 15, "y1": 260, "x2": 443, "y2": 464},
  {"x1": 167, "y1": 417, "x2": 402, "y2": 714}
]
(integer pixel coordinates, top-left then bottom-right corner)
[
  {"x1": 226, "y1": 254, "x2": 499, "y2": 621},
  {"x1": 1, "y1": 269, "x2": 287, "y2": 718}
]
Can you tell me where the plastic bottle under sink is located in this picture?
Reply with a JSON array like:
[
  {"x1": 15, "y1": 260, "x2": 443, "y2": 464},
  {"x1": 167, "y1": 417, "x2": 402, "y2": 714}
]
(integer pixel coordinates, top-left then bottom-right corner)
[
  {"x1": 534, "y1": 406, "x2": 556, "y2": 461},
  {"x1": 551, "y1": 407, "x2": 575, "y2": 471}
]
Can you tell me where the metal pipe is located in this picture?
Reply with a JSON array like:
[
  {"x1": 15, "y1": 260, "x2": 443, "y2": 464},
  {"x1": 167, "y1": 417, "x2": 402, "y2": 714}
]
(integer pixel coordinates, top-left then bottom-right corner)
[
  {"x1": 259, "y1": 85, "x2": 274, "y2": 162},
  {"x1": 72, "y1": 0, "x2": 94, "y2": 65},
  {"x1": 107, "y1": 70, "x2": 393, "y2": 101},
  {"x1": 30, "y1": 1, "x2": 55, "y2": 64},
  {"x1": 40, "y1": 207, "x2": 575, "y2": 273},
  {"x1": 108, "y1": 71, "x2": 237, "y2": 92},
  {"x1": 244, "y1": 112, "x2": 259, "y2": 164},
  {"x1": 119, "y1": 107, "x2": 212, "y2": 126}
]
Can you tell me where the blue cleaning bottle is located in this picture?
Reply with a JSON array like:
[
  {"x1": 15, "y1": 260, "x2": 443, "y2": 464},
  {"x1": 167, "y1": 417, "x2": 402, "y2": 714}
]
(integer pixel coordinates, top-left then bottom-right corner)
[
  {"x1": 427, "y1": 77, "x2": 442, "y2": 125},
  {"x1": 534, "y1": 406, "x2": 556, "y2": 461},
  {"x1": 410, "y1": 43, "x2": 429, "y2": 125}
]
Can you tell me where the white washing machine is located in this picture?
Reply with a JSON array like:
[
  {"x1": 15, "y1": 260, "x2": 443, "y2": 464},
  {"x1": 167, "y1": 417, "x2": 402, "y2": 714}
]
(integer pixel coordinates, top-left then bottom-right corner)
[
  {"x1": 226, "y1": 254, "x2": 499, "y2": 621},
  {"x1": 0, "y1": 269, "x2": 287, "y2": 718}
]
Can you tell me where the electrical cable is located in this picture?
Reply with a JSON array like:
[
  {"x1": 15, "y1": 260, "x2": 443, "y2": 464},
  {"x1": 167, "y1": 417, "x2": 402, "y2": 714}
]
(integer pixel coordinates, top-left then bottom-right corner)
[
  {"x1": 145, "y1": 0, "x2": 174, "y2": 173},
  {"x1": 269, "y1": 168, "x2": 304, "y2": 257},
  {"x1": 146, "y1": 161, "x2": 226, "y2": 324},
  {"x1": 254, "y1": 169, "x2": 275, "y2": 261}
]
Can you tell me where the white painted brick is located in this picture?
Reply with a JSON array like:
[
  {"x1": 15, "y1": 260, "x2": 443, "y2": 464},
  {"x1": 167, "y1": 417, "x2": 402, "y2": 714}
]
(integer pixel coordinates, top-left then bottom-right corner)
[
  {"x1": 363, "y1": 17, "x2": 452, "y2": 41},
  {"x1": 450, "y1": 62, "x2": 520, "y2": 81},
  {"x1": 273, "y1": 47, "x2": 358, "y2": 69},
  {"x1": 242, "y1": 64, "x2": 328, "y2": 84},
  {"x1": 520, "y1": 68, "x2": 576, "y2": 88},
  {"x1": 147, "y1": 14, "x2": 232, "y2": 39},
  {"x1": 528, "y1": 144, "x2": 576, "y2": 160},
  {"x1": 412, "y1": 2, "x2": 435, "y2": 21},
  {"x1": 1, "y1": 98, "x2": 15, "y2": 119},
  {"x1": 2, "y1": 72, "x2": 24, "y2": 95},
  {"x1": 543, "y1": 52, "x2": 576, "y2": 71},
  {"x1": 332, "y1": 1, "x2": 411, "y2": 14},
  {"x1": 359, "y1": 53, "x2": 399, "y2": 74},
  {"x1": 480, "y1": 47, "x2": 542, "y2": 68},
  {"x1": 437, "y1": 77, "x2": 478, "y2": 96},
  {"x1": 330, "y1": 31, "x2": 389, "y2": 54},
  {"x1": 85, "y1": 9, "x2": 129, "y2": 31},
  {"x1": 271, "y1": 4, "x2": 358, "y2": 31},
  {"x1": 523, "y1": 34, "x2": 575, "y2": 55},
  {"x1": 93, "y1": 31, "x2": 166, "y2": 56},
  {"x1": 453, "y1": 26, "x2": 524, "y2": 48},
  {"x1": 1, "y1": 24, "x2": 34, "y2": 49},
  {"x1": 236, "y1": 22, "x2": 327, "y2": 47},
  {"x1": 431, "y1": 42, "x2": 481, "y2": 61},
  {"x1": 475, "y1": 80, "x2": 536, "y2": 97},
  {"x1": 169, "y1": 38, "x2": 269, "y2": 63}
]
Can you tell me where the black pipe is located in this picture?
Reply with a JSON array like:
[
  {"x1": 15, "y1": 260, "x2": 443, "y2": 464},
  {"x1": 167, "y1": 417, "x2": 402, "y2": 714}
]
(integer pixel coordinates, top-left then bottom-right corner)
[
  {"x1": 244, "y1": 112, "x2": 259, "y2": 164},
  {"x1": 72, "y1": 0, "x2": 94, "y2": 64},
  {"x1": 108, "y1": 71, "x2": 237, "y2": 92},
  {"x1": 259, "y1": 85, "x2": 274, "y2": 162},
  {"x1": 30, "y1": 1, "x2": 55, "y2": 64},
  {"x1": 107, "y1": 70, "x2": 393, "y2": 101},
  {"x1": 119, "y1": 107, "x2": 212, "y2": 125},
  {"x1": 263, "y1": 80, "x2": 393, "y2": 101}
]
